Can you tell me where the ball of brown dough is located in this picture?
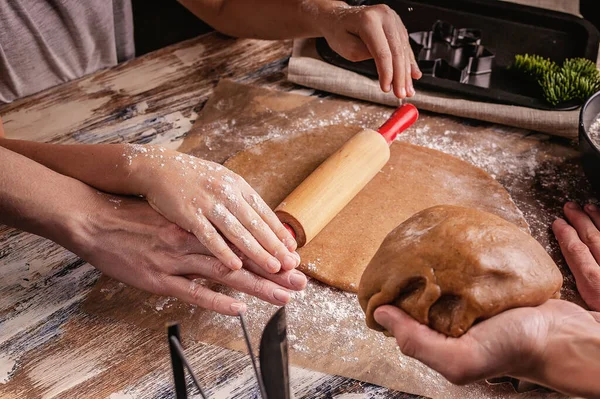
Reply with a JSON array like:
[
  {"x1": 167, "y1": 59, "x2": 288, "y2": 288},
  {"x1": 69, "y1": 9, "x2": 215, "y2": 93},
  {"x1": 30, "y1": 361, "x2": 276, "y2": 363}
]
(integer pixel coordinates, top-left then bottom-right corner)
[{"x1": 358, "y1": 205, "x2": 563, "y2": 338}]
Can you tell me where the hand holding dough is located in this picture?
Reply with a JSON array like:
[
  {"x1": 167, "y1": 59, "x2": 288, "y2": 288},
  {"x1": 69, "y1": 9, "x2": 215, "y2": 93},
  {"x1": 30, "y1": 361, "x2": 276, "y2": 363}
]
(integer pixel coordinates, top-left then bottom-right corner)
[{"x1": 358, "y1": 205, "x2": 563, "y2": 337}]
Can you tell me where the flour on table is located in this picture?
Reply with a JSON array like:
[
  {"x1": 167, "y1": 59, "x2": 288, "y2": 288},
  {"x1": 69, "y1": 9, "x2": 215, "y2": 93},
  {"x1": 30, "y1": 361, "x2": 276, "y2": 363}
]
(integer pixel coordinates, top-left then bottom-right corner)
[
  {"x1": 154, "y1": 296, "x2": 176, "y2": 311},
  {"x1": 198, "y1": 104, "x2": 391, "y2": 158},
  {"x1": 589, "y1": 112, "x2": 600, "y2": 149},
  {"x1": 144, "y1": 100, "x2": 571, "y2": 397},
  {"x1": 207, "y1": 277, "x2": 448, "y2": 391},
  {"x1": 0, "y1": 354, "x2": 16, "y2": 384},
  {"x1": 306, "y1": 257, "x2": 321, "y2": 272}
]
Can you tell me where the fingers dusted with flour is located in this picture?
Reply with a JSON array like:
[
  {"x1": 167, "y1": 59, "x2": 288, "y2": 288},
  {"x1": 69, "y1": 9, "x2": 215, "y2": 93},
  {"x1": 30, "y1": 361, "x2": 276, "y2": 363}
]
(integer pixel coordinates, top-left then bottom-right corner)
[
  {"x1": 72, "y1": 195, "x2": 305, "y2": 316},
  {"x1": 169, "y1": 257, "x2": 297, "y2": 315},
  {"x1": 0, "y1": 139, "x2": 300, "y2": 275},
  {"x1": 244, "y1": 190, "x2": 298, "y2": 253},
  {"x1": 125, "y1": 145, "x2": 301, "y2": 274},
  {"x1": 553, "y1": 202, "x2": 600, "y2": 311},
  {"x1": 190, "y1": 209, "x2": 242, "y2": 270},
  {"x1": 167, "y1": 276, "x2": 247, "y2": 316}
]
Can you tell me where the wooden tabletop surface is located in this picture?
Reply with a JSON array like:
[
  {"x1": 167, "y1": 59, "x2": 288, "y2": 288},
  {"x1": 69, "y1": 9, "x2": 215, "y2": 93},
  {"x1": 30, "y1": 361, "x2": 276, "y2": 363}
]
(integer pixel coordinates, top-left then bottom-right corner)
[
  {"x1": 0, "y1": 31, "x2": 595, "y2": 398},
  {"x1": 0, "y1": 32, "x2": 430, "y2": 399}
]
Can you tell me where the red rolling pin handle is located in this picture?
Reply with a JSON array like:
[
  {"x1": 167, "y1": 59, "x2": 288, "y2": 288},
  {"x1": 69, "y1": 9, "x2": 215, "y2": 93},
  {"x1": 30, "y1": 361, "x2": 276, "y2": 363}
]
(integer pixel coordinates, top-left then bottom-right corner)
[
  {"x1": 281, "y1": 104, "x2": 419, "y2": 241},
  {"x1": 378, "y1": 103, "x2": 419, "y2": 144},
  {"x1": 284, "y1": 223, "x2": 297, "y2": 239}
]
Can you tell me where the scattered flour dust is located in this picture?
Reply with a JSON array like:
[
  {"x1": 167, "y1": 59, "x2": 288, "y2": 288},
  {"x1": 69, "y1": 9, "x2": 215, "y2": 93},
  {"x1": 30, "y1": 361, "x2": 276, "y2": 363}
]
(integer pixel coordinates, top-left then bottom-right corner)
[
  {"x1": 154, "y1": 296, "x2": 176, "y2": 311},
  {"x1": 398, "y1": 124, "x2": 588, "y2": 235},
  {"x1": 201, "y1": 102, "x2": 391, "y2": 156},
  {"x1": 306, "y1": 257, "x2": 321, "y2": 272},
  {"x1": 589, "y1": 111, "x2": 600, "y2": 148},
  {"x1": 204, "y1": 277, "x2": 449, "y2": 396},
  {"x1": 400, "y1": 125, "x2": 539, "y2": 180},
  {"x1": 397, "y1": 119, "x2": 598, "y2": 301},
  {"x1": 108, "y1": 197, "x2": 122, "y2": 210},
  {"x1": 141, "y1": 102, "x2": 590, "y2": 396},
  {"x1": 210, "y1": 279, "x2": 383, "y2": 354},
  {"x1": 0, "y1": 354, "x2": 16, "y2": 384}
]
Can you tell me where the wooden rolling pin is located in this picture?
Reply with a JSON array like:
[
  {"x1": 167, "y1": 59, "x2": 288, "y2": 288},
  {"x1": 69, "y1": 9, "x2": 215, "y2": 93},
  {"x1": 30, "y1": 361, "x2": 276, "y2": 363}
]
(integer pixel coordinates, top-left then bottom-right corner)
[{"x1": 276, "y1": 104, "x2": 419, "y2": 247}]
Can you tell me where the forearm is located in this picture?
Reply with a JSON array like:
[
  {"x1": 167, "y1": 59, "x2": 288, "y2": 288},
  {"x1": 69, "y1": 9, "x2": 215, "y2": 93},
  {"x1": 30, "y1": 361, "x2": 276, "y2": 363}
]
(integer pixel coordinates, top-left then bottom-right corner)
[
  {"x1": 0, "y1": 139, "x2": 146, "y2": 197},
  {"x1": 177, "y1": 0, "x2": 347, "y2": 39},
  {"x1": 0, "y1": 147, "x2": 95, "y2": 247},
  {"x1": 525, "y1": 318, "x2": 600, "y2": 398}
]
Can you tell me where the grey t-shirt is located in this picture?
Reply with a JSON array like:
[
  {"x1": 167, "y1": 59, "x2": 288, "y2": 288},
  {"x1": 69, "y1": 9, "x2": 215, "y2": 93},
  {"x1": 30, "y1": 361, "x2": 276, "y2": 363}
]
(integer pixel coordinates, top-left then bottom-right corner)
[{"x1": 0, "y1": 0, "x2": 135, "y2": 104}]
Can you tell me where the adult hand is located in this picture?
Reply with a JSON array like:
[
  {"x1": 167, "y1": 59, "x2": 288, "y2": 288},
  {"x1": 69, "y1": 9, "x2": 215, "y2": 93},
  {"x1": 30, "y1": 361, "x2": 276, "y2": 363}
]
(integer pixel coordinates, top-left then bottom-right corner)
[
  {"x1": 177, "y1": 0, "x2": 421, "y2": 98},
  {"x1": 127, "y1": 145, "x2": 299, "y2": 274},
  {"x1": 0, "y1": 140, "x2": 300, "y2": 275},
  {"x1": 374, "y1": 300, "x2": 600, "y2": 397},
  {"x1": 321, "y1": 3, "x2": 422, "y2": 99},
  {"x1": 552, "y1": 201, "x2": 600, "y2": 311},
  {"x1": 367, "y1": 200, "x2": 600, "y2": 397},
  {"x1": 71, "y1": 192, "x2": 307, "y2": 316}
]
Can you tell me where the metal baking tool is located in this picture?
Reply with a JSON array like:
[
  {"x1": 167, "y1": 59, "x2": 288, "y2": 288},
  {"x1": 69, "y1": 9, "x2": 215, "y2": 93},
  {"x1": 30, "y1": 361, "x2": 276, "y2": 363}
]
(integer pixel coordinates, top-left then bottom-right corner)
[
  {"x1": 408, "y1": 20, "x2": 495, "y2": 87},
  {"x1": 239, "y1": 310, "x2": 268, "y2": 398},
  {"x1": 167, "y1": 322, "x2": 208, "y2": 399},
  {"x1": 259, "y1": 307, "x2": 291, "y2": 399},
  {"x1": 167, "y1": 307, "x2": 290, "y2": 398}
]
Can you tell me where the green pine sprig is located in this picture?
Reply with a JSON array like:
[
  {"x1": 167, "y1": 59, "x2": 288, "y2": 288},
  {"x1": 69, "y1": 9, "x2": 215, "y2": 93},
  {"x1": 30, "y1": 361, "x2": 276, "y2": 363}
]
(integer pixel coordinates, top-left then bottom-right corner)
[
  {"x1": 512, "y1": 54, "x2": 559, "y2": 79},
  {"x1": 510, "y1": 54, "x2": 600, "y2": 106},
  {"x1": 563, "y1": 57, "x2": 600, "y2": 78}
]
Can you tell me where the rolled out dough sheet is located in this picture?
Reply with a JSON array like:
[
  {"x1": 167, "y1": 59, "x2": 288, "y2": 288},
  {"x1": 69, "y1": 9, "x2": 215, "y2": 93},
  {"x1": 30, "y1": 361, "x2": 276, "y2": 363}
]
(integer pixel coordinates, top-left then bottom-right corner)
[{"x1": 224, "y1": 125, "x2": 528, "y2": 292}]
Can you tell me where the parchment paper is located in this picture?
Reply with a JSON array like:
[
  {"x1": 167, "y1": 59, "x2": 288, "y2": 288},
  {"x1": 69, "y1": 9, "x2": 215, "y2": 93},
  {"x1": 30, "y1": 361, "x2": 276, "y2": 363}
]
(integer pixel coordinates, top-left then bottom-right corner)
[{"x1": 84, "y1": 80, "x2": 587, "y2": 399}]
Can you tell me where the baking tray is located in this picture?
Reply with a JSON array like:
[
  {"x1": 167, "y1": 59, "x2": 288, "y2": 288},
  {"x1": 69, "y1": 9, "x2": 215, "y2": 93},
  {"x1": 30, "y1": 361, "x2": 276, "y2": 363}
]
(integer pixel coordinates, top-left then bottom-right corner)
[{"x1": 316, "y1": 0, "x2": 600, "y2": 110}]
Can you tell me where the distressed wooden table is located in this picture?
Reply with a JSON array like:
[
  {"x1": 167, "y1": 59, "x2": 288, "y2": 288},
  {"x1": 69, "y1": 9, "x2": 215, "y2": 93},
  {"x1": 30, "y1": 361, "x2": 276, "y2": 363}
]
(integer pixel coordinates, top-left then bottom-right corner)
[
  {"x1": 0, "y1": 32, "x2": 596, "y2": 399},
  {"x1": 0, "y1": 32, "x2": 428, "y2": 399}
]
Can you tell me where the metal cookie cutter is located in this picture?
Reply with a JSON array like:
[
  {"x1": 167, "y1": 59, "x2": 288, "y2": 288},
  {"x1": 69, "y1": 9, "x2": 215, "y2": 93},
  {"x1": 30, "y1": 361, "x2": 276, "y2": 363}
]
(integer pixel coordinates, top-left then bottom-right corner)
[
  {"x1": 409, "y1": 20, "x2": 495, "y2": 87},
  {"x1": 167, "y1": 307, "x2": 290, "y2": 399}
]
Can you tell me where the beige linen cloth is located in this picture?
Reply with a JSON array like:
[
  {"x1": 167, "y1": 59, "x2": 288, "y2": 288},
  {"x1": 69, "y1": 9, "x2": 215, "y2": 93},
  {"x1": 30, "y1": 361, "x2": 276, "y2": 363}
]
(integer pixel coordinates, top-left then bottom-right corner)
[{"x1": 288, "y1": 0, "x2": 595, "y2": 138}]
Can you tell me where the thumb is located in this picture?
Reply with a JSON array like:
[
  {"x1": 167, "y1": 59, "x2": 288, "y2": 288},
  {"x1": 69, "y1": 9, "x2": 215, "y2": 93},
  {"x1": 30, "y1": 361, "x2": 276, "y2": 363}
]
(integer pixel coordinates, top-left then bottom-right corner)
[
  {"x1": 374, "y1": 305, "x2": 438, "y2": 359},
  {"x1": 374, "y1": 305, "x2": 406, "y2": 333},
  {"x1": 374, "y1": 305, "x2": 483, "y2": 385}
]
